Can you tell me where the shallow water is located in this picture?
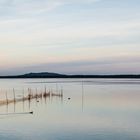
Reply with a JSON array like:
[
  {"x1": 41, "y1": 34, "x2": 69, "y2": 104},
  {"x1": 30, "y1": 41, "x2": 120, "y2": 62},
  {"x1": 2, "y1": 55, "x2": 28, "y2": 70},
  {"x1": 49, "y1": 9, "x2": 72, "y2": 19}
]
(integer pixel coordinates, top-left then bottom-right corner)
[{"x1": 0, "y1": 78, "x2": 140, "y2": 140}]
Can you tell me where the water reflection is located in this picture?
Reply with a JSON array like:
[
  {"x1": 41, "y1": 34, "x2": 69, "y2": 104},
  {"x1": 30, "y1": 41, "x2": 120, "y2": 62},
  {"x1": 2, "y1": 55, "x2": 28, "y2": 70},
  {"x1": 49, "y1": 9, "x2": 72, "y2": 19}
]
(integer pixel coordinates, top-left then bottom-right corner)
[
  {"x1": 0, "y1": 88, "x2": 63, "y2": 117},
  {"x1": 0, "y1": 79, "x2": 140, "y2": 140}
]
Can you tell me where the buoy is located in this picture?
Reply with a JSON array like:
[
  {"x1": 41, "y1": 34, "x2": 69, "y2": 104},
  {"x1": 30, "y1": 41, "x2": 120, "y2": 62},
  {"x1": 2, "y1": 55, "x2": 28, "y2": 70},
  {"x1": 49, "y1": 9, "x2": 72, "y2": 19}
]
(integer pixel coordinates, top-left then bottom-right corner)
[{"x1": 30, "y1": 111, "x2": 33, "y2": 114}]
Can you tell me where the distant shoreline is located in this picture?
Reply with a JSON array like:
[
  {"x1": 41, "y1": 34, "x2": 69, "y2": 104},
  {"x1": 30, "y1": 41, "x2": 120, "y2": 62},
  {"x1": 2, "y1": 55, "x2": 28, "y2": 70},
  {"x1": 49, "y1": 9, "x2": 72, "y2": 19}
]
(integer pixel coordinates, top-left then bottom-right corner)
[{"x1": 0, "y1": 72, "x2": 140, "y2": 79}]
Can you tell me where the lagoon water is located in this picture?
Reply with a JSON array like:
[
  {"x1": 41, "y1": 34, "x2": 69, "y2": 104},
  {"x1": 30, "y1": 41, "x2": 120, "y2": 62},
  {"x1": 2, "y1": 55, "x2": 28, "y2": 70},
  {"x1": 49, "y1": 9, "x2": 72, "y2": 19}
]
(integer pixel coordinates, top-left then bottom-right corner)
[{"x1": 0, "y1": 78, "x2": 140, "y2": 140}]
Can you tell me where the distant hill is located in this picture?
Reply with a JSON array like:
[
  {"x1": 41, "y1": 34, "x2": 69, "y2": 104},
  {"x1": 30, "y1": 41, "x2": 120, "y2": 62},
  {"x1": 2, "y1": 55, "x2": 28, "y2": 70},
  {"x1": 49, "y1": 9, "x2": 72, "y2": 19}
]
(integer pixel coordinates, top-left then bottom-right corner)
[
  {"x1": 21, "y1": 72, "x2": 66, "y2": 78},
  {"x1": 0, "y1": 72, "x2": 140, "y2": 78}
]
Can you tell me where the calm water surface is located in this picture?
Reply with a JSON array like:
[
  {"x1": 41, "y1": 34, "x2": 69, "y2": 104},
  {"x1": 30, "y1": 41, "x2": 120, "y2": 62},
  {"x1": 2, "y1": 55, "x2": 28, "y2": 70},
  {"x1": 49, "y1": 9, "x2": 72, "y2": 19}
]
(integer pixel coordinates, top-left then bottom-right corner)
[{"x1": 0, "y1": 78, "x2": 140, "y2": 140}]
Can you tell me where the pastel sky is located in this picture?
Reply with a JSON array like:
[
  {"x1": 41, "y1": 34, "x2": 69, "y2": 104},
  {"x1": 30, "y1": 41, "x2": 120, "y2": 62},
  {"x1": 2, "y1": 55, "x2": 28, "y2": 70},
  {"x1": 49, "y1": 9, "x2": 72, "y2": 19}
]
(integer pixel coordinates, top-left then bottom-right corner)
[{"x1": 0, "y1": 0, "x2": 140, "y2": 75}]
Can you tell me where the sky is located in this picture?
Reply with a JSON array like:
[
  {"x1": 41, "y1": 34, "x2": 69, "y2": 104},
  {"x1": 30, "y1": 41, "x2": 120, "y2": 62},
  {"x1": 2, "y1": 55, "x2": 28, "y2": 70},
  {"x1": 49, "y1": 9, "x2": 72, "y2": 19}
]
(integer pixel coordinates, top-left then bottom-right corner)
[{"x1": 0, "y1": 0, "x2": 140, "y2": 75}]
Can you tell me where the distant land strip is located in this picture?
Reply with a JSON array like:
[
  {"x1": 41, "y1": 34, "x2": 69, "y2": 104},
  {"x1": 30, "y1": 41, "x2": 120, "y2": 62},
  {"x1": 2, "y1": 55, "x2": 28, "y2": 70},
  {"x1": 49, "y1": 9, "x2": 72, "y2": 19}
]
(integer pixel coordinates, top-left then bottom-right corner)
[{"x1": 0, "y1": 72, "x2": 140, "y2": 79}]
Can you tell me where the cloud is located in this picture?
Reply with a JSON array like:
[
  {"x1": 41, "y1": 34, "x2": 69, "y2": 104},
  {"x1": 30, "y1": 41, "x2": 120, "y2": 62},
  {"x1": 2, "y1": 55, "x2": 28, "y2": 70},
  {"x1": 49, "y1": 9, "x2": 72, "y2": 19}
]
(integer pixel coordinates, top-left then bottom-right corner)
[
  {"x1": 0, "y1": 0, "x2": 140, "y2": 75},
  {"x1": 0, "y1": 17, "x2": 139, "y2": 48},
  {"x1": 0, "y1": 0, "x2": 101, "y2": 15},
  {"x1": 1, "y1": 55, "x2": 140, "y2": 75}
]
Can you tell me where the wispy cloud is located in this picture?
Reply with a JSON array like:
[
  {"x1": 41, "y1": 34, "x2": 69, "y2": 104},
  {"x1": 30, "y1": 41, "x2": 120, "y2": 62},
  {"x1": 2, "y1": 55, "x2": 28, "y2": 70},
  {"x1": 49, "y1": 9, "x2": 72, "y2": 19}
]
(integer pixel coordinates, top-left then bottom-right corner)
[
  {"x1": 0, "y1": 0, "x2": 101, "y2": 15},
  {"x1": 0, "y1": 0, "x2": 140, "y2": 74},
  {"x1": 1, "y1": 54, "x2": 140, "y2": 75}
]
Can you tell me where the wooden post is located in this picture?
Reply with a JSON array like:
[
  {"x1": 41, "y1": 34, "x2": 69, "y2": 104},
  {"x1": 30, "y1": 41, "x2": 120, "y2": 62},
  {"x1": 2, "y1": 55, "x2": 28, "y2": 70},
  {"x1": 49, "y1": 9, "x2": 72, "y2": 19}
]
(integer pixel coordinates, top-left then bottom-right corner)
[
  {"x1": 5, "y1": 92, "x2": 8, "y2": 104},
  {"x1": 13, "y1": 88, "x2": 16, "y2": 103},
  {"x1": 22, "y1": 88, "x2": 25, "y2": 101},
  {"x1": 45, "y1": 86, "x2": 46, "y2": 93}
]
